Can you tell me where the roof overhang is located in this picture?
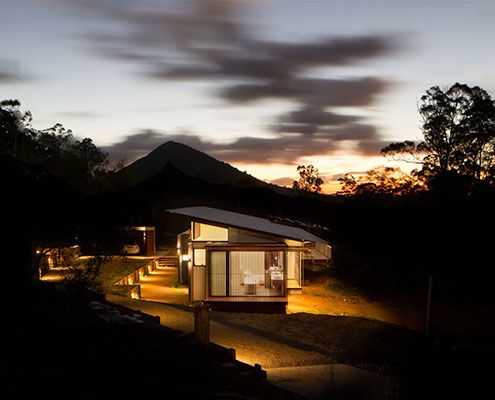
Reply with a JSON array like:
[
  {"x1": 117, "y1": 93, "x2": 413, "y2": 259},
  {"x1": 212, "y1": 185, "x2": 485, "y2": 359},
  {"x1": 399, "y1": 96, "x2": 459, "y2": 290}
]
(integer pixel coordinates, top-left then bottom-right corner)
[{"x1": 167, "y1": 206, "x2": 327, "y2": 244}]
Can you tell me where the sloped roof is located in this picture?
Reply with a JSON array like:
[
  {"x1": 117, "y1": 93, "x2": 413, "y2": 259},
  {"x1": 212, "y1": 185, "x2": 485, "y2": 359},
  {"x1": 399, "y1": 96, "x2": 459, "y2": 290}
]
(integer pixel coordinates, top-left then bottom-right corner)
[{"x1": 167, "y1": 206, "x2": 327, "y2": 244}]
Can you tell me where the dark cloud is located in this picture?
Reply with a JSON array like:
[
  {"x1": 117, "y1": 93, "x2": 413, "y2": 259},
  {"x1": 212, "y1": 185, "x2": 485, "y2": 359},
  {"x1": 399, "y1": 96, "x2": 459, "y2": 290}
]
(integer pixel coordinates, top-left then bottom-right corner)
[
  {"x1": 82, "y1": 1, "x2": 400, "y2": 163},
  {"x1": 0, "y1": 72, "x2": 17, "y2": 82},
  {"x1": 81, "y1": 2, "x2": 395, "y2": 80},
  {"x1": 276, "y1": 123, "x2": 318, "y2": 135},
  {"x1": 263, "y1": 35, "x2": 394, "y2": 67},
  {"x1": 281, "y1": 106, "x2": 358, "y2": 127},
  {"x1": 0, "y1": 59, "x2": 22, "y2": 83},
  {"x1": 57, "y1": 110, "x2": 104, "y2": 118},
  {"x1": 208, "y1": 135, "x2": 338, "y2": 163},
  {"x1": 221, "y1": 77, "x2": 387, "y2": 106},
  {"x1": 357, "y1": 138, "x2": 391, "y2": 155},
  {"x1": 104, "y1": 130, "x2": 328, "y2": 164},
  {"x1": 319, "y1": 124, "x2": 378, "y2": 140},
  {"x1": 145, "y1": 35, "x2": 393, "y2": 82}
]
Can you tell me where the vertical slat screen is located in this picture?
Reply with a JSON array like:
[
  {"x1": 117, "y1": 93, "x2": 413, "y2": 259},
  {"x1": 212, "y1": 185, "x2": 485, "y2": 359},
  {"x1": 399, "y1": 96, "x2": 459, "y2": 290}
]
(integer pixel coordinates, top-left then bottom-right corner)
[
  {"x1": 295, "y1": 251, "x2": 301, "y2": 285},
  {"x1": 287, "y1": 251, "x2": 296, "y2": 280},
  {"x1": 210, "y1": 251, "x2": 226, "y2": 296}
]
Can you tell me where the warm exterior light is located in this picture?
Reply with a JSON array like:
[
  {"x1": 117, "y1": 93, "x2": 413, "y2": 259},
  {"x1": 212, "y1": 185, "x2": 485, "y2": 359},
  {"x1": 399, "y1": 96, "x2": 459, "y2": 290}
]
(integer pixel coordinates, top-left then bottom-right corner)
[{"x1": 182, "y1": 255, "x2": 191, "y2": 262}]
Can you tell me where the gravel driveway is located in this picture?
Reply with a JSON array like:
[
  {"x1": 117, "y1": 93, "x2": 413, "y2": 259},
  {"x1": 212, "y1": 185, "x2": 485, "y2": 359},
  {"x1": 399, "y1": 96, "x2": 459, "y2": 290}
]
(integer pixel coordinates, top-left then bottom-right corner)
[{"x1": 108, "y1": 295, "x2": 328, "y2": 368}]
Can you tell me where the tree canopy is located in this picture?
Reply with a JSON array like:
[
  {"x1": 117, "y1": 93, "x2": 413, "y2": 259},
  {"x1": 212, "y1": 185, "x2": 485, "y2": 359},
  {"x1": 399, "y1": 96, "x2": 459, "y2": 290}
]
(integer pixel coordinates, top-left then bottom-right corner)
[
  {"x1": 0, "y1": 99, "x2": 111, "y2": 192},
  {"x1": 292, "y1": 164, "x2": 324, "y2": 193},
  {"x1": 338, "y1": 166, "x2": 426, "y2": 196},
  {"x1": 382, "y1": 83, "x2": 495, "y2": 191}
]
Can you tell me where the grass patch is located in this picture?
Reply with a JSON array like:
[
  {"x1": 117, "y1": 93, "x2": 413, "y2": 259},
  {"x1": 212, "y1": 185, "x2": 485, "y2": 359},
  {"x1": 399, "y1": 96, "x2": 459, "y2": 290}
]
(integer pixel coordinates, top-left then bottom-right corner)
[
  {"x1": 170, "y1": 277, "x2": 188, "y2": 289},
  {"x1": 327, "y1": 277, "x2": 367, "y2": 303},
  {"x1": 55, "y1": 256, "x2": 154, "y2": 295},
  {"x1": 100, "y1": 257, "x2": 154, "y2": 288}
]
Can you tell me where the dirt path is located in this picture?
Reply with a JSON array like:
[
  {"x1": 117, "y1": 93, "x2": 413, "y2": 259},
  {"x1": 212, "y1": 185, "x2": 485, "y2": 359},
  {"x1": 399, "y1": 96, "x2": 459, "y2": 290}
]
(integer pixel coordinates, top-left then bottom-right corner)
[
  {"x1": 138, "y1": 266, "x2": 189, "y2": 305},
  {"x1": 108, "y1": 295, "x2": 328, "y2": 368},
  {"x1": 266, "y1": 364, "x2": 400, "y2": 400}
]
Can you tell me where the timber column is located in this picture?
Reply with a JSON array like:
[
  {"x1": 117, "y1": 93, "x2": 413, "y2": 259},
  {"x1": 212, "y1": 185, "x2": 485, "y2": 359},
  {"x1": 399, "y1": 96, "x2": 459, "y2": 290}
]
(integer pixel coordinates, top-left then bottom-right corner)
[{"x1": 194, "y1": 303, "x2": 210, "y2": 346}]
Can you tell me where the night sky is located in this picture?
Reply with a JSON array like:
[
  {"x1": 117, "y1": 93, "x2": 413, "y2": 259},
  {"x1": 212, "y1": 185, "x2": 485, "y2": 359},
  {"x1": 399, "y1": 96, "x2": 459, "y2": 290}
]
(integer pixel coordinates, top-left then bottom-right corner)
[{"x1": 2, "y1": 0, "x2": 494, "y2": 192}]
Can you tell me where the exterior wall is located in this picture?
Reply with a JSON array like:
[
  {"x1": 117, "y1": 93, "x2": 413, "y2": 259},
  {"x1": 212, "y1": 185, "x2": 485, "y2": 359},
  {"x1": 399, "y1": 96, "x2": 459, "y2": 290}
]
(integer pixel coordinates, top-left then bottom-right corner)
[
  {"x1": 144, "y1": 228, "x2": 155, "y2": 255},
  {"x1": 132, "y1": 226, "x2": 156, "y2": 256},
  {"x1": 192, "y1": 266, "x2": 206, "y2": 300},
  {"x1": 177, "y1": 231, "x2": 190, "y2": 284}
]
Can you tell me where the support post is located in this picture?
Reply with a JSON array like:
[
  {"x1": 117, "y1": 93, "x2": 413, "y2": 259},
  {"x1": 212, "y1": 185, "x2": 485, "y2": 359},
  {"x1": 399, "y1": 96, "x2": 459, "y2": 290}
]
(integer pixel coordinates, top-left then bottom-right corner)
[
  {"x1": 425, "y1": 275, "x2": 433, "y2": 337},
  {"x1": 194, "y1": 303, "x2": 210, "y2": 346}
]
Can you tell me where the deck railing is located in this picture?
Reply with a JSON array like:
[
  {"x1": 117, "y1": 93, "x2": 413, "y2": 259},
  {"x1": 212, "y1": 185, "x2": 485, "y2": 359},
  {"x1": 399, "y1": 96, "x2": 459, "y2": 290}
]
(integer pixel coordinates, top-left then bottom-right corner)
[{"x1": 302, "y1": 243, "x2": 331, "y2": 260}]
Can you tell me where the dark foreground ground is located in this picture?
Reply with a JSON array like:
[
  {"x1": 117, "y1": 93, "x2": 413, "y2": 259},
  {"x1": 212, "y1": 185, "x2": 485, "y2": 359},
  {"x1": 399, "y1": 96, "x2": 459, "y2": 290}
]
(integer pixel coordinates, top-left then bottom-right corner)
[
  {"x1": 6, "y1": 282, "x2": 493, "y2": 400},
  {"x1": 6, "y1": 284, "x2": 303, "y2": 400}
]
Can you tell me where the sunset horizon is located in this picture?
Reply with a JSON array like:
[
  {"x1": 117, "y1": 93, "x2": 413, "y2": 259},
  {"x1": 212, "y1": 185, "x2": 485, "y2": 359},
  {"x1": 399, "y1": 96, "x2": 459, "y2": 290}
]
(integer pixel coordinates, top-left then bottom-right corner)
[{"x1": 3, "y1": 1, "x2": 495, "y2": 192}]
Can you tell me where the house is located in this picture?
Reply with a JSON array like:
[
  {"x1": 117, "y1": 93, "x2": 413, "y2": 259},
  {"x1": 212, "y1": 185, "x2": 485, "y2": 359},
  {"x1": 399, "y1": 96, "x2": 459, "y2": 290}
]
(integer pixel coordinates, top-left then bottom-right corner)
[{"x1": 168, "y1": 207, "x2": 331, "y2": 312}]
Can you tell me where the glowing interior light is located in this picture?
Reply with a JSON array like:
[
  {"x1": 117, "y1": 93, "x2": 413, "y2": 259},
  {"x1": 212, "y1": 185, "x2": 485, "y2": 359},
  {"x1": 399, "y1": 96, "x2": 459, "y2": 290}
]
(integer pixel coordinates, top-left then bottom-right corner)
[{"x1": 181, "y1": 255, "x2": 191, "y2": 262}]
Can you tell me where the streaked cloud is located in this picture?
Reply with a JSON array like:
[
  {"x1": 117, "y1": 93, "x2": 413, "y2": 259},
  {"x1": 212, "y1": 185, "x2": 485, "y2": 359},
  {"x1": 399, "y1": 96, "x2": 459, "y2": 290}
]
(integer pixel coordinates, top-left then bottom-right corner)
[
  {"x1": 82, "y1": 1, "x2": 398, "y2": 163},
  {"x1": 103, "y1": 129, "x2": 390, "y2": 165}
]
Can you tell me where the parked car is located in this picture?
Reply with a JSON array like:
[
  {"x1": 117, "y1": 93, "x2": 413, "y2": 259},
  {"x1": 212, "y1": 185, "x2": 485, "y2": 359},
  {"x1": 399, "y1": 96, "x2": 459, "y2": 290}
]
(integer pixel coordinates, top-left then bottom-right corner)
[{"x1": 123, "y1": 244, "x2": 140, "y2": 255}]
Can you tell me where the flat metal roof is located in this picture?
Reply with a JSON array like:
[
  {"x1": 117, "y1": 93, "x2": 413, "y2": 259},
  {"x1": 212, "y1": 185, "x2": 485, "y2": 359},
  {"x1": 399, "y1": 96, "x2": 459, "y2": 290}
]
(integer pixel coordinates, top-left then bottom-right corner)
[{"x1": 167, "y1": 206, "x2": 326, "y2": 244}]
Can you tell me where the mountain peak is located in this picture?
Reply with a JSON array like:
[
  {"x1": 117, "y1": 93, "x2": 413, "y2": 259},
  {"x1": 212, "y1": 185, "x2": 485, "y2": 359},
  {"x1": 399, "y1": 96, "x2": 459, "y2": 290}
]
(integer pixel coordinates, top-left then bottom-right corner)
[{"x1": 114, "y1": 140, "x2": 266, "y2": 189}]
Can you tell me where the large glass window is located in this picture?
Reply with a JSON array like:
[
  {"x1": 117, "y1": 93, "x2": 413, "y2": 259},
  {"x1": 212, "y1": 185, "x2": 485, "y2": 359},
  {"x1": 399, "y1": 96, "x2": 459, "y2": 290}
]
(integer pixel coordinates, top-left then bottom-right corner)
[{"x1": 209, "y1": 250, "x2": 285, "y2": 297}]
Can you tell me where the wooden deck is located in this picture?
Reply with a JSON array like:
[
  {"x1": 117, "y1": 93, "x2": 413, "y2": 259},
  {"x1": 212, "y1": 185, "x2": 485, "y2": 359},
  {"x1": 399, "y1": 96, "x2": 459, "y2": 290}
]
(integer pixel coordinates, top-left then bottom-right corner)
[
  {"x1": 287, "y1": 279, "x2": 302, "y2": 289},
  {"x1": 205, "y1": 296, "x2": 287, "y2": 302},
  {"x1": 204, "y1": 296, "x2": 287, "y2": 313}
]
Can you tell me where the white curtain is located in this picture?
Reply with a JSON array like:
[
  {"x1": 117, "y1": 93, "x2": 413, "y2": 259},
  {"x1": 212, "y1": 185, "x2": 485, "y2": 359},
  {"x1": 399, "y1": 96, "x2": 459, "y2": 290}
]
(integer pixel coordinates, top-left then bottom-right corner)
[{"x1": 230, "y1": 251, "x2": 265, "y2": 295}]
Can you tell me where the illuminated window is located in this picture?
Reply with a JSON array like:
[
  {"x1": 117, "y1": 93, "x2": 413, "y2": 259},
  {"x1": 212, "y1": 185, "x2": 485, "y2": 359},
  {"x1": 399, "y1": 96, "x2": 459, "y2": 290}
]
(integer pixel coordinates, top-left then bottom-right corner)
[
  {"x1": 193, "y1": 222, "x2": 228, "y2": 241},
  {"x1": 194, "y1": 249, "x2": 206, "y2": 265},
  {"x1": 209, "y1": 250, "x2": 285, "y2": 297}
]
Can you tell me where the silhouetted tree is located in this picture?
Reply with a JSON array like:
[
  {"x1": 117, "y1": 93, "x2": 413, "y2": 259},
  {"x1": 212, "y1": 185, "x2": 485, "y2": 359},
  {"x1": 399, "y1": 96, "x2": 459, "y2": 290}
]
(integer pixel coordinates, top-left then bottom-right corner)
[
  {"x1": 382, "y1": 83, "x2": 495, "y2": 191},
  {"x1": 337, "y1": 166, "x2": 426, "y2": 196},
  {"x1": 0, "y1": 99, "x2": 111, "y2": 192},
  {"x1": 292, "y1": 164, "x2": 324, "y2": 193}
]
